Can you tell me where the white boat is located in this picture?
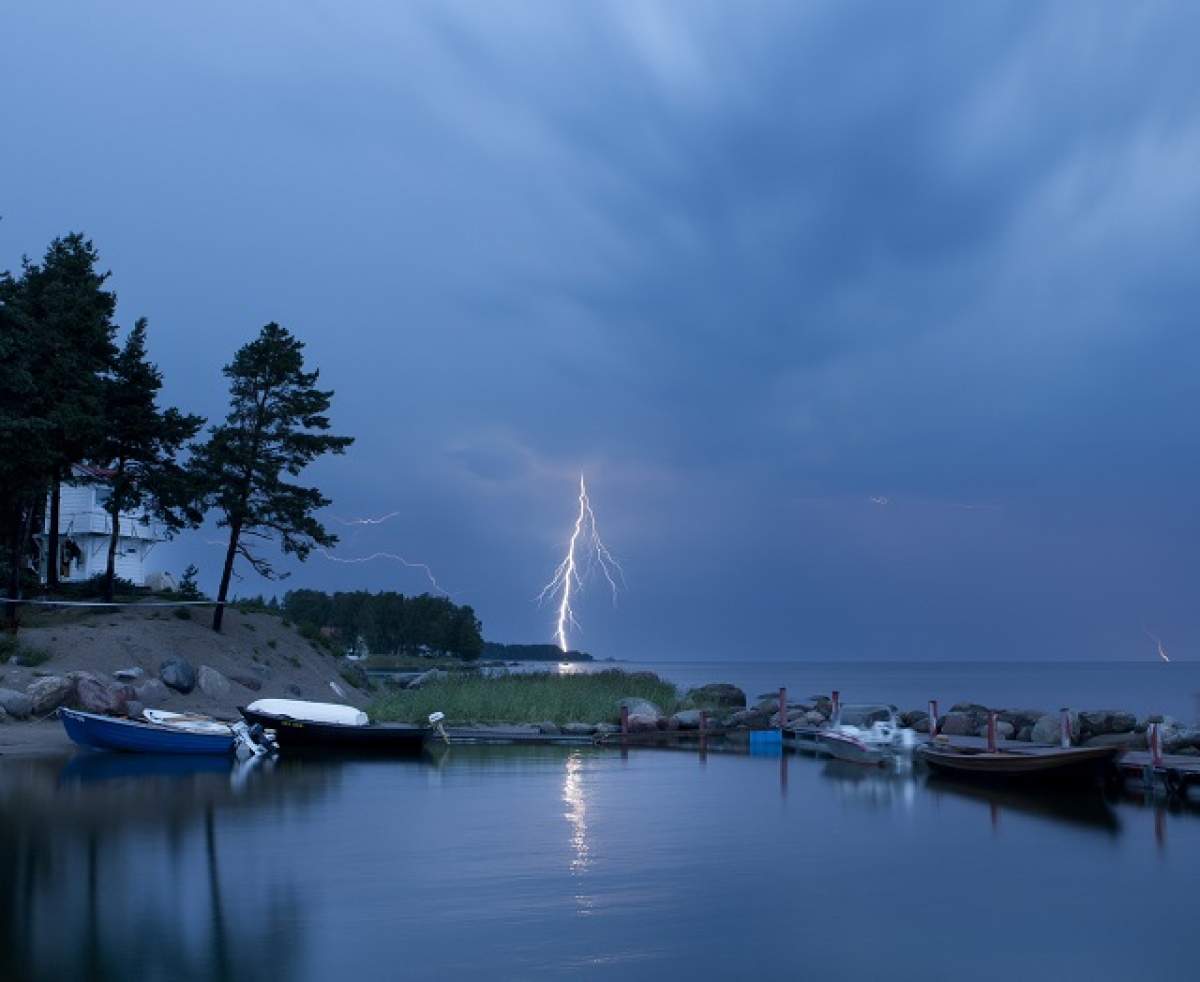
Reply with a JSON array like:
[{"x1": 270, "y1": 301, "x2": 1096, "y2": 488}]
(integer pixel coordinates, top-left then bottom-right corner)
[{"x1": 817, "y1": 704, "x2": 915, "y2": 766}]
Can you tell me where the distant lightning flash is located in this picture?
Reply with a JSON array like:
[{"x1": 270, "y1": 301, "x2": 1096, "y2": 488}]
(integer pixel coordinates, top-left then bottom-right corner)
[
  {"x1": 1143, "y1": 626, "x2": 1170, "y2": 663},
  {"x1": 331, "y1": 512, "x2": 400, "y2": 527},
  {"x1": 317, "y1": 548, "x2": 448, "y2": 596},
  {"x1": 538, "y1": 474, "x2": 625, "y2": 652}
]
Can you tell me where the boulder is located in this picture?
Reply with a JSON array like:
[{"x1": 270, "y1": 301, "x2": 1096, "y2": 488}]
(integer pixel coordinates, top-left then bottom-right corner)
[
  {"x1": 998, "y1": 709, "x2": 1043, "y2": 732},
  {"x1": 70, "y1": 672, "x2": 118, "y2": 714},
  {"x1": 134, "y1": 678, "x2": 170, "y2": 705},
  {"x1": 113, "y1": 667, "x2": 145, "y2": 682},
  {"x1": 537, "y1": 721, "x2": 561, "y2": 735},
  {"x1": 617, "y1": 697, "x2": 662, "y2": 721},
  {"x1": 950, "y1": 702, "x2": 991, "y2": 715},
  {"x1": 594, "y1": 722, "x2": 621, "y2": 735},
  {"x1": 0, "y1": 687, "x2": 34, "y2": 720},
  {"x1": 197, "y1": 666, "x2": 232, "y2": 700},
  {"x1": 900, "y1": 709, "x2": 929, "y2": 729},
  {"x1": 109, "y1": 684, "x2": 139, "y2": 716},
  {"x1": 0, "y1": 706, "x2": 8, "y2": 723},
  {"x1": 801, "y1": 710, "x2": 826, "y2": 727},
  {"x1": 26, "y1": 675, "x2": 73, "y2": 715},
  {"x1": 938, "y1": 712, "x2": 978, "y2": 737},
  {"x1": 229, "y1": 674, "x2": 263, "y2": 692},
  {"x1": 159, "y1": 657, "x2": 197, "y2": 694},
  {"x1": 685, "y1": 683, "x2": 746, "y2": 709},
  {"x1": 1078, "y1": 710, "x2": 1137, "y2": 737},
  {"x1": 726, "y1": 708, "x2": 770, "y2": 730},
  {"x1": 561, "y1": 722, "x2": 596, "y2": 736},
  {"x1": 124, "y1": 700, "x2": 145, "y2": 721},
  {"x1": 1030, "y1": 712, "x2": 1080, "y2": 745},
  {"x1": 757, "y1": 696, "x2": 781, "y2": 713},
  {"x1": 1015, "y1": 725, "x2": 1034, "y2": 742},
  {"x1": 1162, "y1": 724, "x2": 1200, "y2": 754},
  {"x1": 670, "y1": 709, "x2": 710, "y2": 730},
  {"x1": 1083, "y1": 731, "x2": 1147, "y2": 750},
  {"x1": 286, "y1": 684, "x2": 302, "y2": 697},
  {"x1": 974, "y1": 720, "x2": 1014, "y2": 740}
]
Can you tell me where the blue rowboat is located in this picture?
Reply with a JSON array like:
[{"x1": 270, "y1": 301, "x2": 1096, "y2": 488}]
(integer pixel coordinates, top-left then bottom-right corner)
[{"x1": 59, "y1": 707, "x2": 235, "y2": 755}]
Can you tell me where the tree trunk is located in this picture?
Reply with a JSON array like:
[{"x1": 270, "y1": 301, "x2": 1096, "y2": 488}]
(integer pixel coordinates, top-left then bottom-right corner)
[
  {"x1": 212, "y1": 520, "x2": 241, "y2": 632},
  {"x1": 103, "y1": 495, "x2": 121, "y2": 604},
  {"x1": 46, "y1": 469, "x2": 61, "y2": 590},
  {"x1": 5, "y1": 495, "x2": 35, "y2": 630}
]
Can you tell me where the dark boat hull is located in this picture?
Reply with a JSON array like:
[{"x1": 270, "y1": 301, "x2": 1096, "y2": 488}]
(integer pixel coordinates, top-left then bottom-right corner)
[
  {"x1": 240, "y1": 708, "x2": 430, "y2": 755},
  {"x1": 919, "y1": 744, "x2": 1120, "y2": 784},
  {"x1": 60, "y1": 707, "x2": 235, "y2": 755}
]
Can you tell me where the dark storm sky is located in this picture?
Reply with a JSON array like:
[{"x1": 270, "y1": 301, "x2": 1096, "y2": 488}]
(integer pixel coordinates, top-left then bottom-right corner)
[{"x1": 4, "y1": 2, "x2": 1200, "y2": 660}]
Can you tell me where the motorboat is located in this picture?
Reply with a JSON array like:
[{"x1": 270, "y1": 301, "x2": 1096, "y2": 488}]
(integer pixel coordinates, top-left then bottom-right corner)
[
  {"x1": 817, "y1": 704, "x2": 915, "y2": 766},
  {"x1": 239, "y1": 698, "x2": 433, "y2": 755}
]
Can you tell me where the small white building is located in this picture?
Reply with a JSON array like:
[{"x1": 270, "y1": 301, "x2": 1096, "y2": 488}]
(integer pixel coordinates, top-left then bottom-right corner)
[{"x1": 37, "y1": 464, "x2": 165, "y2": 586}]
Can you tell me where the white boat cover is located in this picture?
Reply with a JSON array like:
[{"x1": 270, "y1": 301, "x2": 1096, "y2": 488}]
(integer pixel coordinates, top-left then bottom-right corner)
[{"x1": 247, "y1": 698, "x2": 368, "y2": 727}]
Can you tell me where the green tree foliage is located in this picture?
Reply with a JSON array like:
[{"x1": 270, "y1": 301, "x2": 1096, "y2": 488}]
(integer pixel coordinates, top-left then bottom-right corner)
[
  {"x1": 177, "y1": 564, "x2": 203, "y2": 600},
  {"x1": 192, "y1": 323, "x2": 353, "y2": 632},
  {"x1": 0, "y1": 233, "x2": 117, "y2": 616},
  {"x1": 282, "y1": 589, "x2": 484, "y2": 660},
  {"x1": 95, "y1": 319, "x2": 204, "y2": 602}
]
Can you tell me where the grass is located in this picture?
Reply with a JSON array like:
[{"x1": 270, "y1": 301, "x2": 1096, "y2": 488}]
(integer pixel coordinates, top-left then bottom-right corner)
[
  {"x1": 364, "y1": 654, "x2": 491, "y2": 672},
  {"x1": 0, "y1": 635, "x2": 51, "y2": 667},
  {"x1": 370, "y1": 670, "x2": 681, "y2": 725}
]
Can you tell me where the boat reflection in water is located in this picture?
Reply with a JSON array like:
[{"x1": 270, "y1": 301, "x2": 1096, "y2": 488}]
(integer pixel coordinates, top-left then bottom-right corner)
[{"x1": 0, "y1": 753, "x2": 368, "y2": 981}]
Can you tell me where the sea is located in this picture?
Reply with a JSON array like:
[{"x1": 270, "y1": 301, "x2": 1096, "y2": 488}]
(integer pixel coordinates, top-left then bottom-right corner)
[
  {"x1": 3, "y1": 659, "x2": 1199, "y2": 981},
  {"x1": 528, "y1": 658, "x2": 1200, "y2": 721}
]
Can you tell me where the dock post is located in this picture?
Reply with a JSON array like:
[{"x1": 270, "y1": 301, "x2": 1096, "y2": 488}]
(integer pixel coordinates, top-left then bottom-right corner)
[
  {"x1": 620, "y1": 704, "x2": 629, "y2": 737},
  {"x1": 699, "y1": 709, "x2": 708, "y2": 734},
  {"x1": 779, "y1": 687, "x2": 787, "y2": 735},
  {"x1": 831, "y1": 689, "x2": 840, "y2": 722},
  {"x1": 1149, "y1": 716, "x2": 1163, "y2": 767},
  {"x1": 1059, "y1": 708, "x2": 1071, "y2": 748},
  {"x1": 986, "y1": 711, "x2": 998, "y2": 752},
  {"x1": 928, "y1": 699, "x2": 939, "y2": 737}
]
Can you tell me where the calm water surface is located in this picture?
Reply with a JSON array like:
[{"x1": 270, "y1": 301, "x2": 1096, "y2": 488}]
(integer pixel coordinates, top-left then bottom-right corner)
[
  {"x1": 2, "y1": 744, "x2": 1198, "y2": 981},
  {"x1": 549, "y1": 660, "x2": 1200, "y2": 721}
]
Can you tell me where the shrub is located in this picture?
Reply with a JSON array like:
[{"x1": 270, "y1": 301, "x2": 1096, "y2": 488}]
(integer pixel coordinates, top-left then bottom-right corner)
[
  {"x1": 173, "y1": 607, "x2": 192, "y2": 620},
  {"x1": 370, "y1": 669, "x2": 680, "y2": 726},
  {"x1": 0, "y1": 636, "x2": 51, "y2": 667}
]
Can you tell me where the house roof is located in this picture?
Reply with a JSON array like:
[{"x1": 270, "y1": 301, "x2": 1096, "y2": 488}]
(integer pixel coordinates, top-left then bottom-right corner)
[{"x1": 71, "y1": 463, "x2": 116, "y2": 481}]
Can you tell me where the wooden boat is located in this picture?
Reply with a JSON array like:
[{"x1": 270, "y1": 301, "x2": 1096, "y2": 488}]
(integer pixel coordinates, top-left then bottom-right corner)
[
  {"x1": 239, "y1": 705, "x2": 430, "y2": 755},
  {"x1": 919, "y1": 742, "x2": 1122, "y2": 782},
  {"x1": 60, "y1": 707, "x2": 235, "y2": 755}
]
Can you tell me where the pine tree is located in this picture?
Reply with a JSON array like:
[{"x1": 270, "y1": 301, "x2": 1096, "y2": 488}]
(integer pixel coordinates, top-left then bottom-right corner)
[
  {"x1": 95, "y1": 318, "x2": 204, "y2": 602},
  {"x1": 11, "y1": 235, "x2": 118, "y2": 590},
  {"x1": 192, "y1": 323, "x2": 353, "y2": 632}
]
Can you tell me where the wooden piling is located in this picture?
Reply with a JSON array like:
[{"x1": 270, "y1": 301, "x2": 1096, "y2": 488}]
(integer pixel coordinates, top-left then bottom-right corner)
[
  {"x1": 620, "y1": 704, "x2": 629, "y2": 737},
  {"x1": 779, "y1": 687, "x2": 787, "y2": 735},
  {"x1": 987, "y1": 710, "x2": 998, "y2": 752},
  {"x1": 929, "y1": 699, "x2": 939, "y2": 736},
  {"x1": 1059, "y1": 708, "x2": 1071, "y2": 748},
  {"x1": 831, "y1": 689, "x2": 840, "y2": 721}
]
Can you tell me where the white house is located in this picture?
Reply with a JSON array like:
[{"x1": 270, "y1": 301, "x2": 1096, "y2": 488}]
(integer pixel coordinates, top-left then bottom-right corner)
[{"x1": 37, "y1": 464, "x2": 165, "y2": 586}]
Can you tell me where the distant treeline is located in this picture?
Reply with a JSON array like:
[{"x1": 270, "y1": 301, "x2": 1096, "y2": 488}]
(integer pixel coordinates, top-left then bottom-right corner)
[
  {"x1": 283, "y1": 589, "x2": 484, "y2": 660},
  {"x1": 482, "y1": 642, "x2": 593, "y2": 662}
]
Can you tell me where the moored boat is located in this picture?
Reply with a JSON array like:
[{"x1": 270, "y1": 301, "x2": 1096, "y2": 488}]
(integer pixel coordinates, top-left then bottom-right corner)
[
  {"x1": 60, "y1": 707, "x2": 237, "y2": 755},
  {"x1": 240, "y1": 699, "x2": 431, "y2": 755},
  {"x1": 817, "y1": 703, "x2": 915, "y2": 766},
  {"x1": 918, "y1": 742, "x2": 1122, "y2": 783}
]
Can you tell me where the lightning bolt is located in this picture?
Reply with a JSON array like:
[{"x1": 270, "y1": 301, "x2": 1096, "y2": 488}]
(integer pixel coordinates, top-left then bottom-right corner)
[
  {"x1": 537, "y1": 474, "x2": 625, "y2": 652},
  {"x1": 1143, "y1": 626, "x2": 1170, "y2": 663},
  {"x1": 316, "y1": 548, "x2": 448, "y2": 596},
  {"x1": 330, "y1": 512, "x2": 400, "y2": 527}
]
